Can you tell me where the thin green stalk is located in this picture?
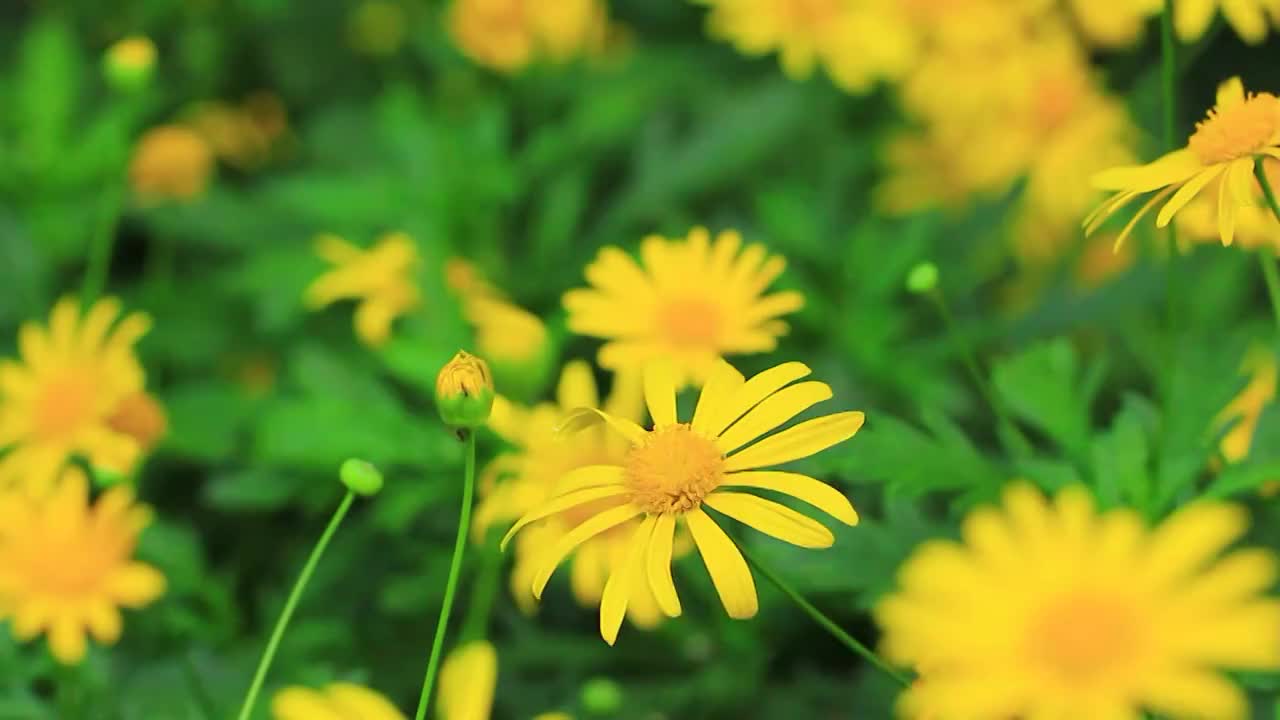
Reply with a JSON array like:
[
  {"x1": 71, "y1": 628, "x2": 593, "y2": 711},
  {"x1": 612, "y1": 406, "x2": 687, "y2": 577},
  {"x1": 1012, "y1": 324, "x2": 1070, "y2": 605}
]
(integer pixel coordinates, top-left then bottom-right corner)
[
  {"x1": 1252, "y1": 163, "x2": 1280, "y2": 334},
  {"x1": 460, "y1": 530, "x2": 503, "y2": 644},
  {"x1": 1161, "y1": 0, "x2": 1180, "y2": 333},
  {"x1": 928, "y1": 290, "x2": 1032, "y2": 458},
  {"x1": 741, "y1": 545, "x2": 910, "y2": 687},
  {"x1": 413, "y1": 431, "x2": 477, "y2": 720},
  {"x1": 81, "y1": 185, "x2": 122, "y2": 306},
  {"x1": 235, "y1": 490, "x2": 356, "y2": 720}
]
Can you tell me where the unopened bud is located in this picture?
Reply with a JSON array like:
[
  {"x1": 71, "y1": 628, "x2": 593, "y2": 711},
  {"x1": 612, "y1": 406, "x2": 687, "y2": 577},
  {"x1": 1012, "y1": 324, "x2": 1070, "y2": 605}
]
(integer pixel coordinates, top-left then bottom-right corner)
[
  {"x1": 103, "y1": 36, "x2": 156, "y2": 92},
  {"x1": 435, "y1": 350, "x2": 495, "y2": 428},
  {"x1": 906, "y1": 262, "x2": 938, "y2": 295},
  {"x1": 340, "y1": 458, "x2": 383, "y2": 496},
  {"x1": 580, "y1": 676, "x2": 623, "y2": 715}
]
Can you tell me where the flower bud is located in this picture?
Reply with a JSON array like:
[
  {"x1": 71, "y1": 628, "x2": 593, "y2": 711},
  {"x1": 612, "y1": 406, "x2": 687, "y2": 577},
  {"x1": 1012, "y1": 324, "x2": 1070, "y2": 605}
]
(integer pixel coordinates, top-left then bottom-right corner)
[
  {"x1": 580, "y1": 676, "x2": 623, "y2": 716},
  {"x1": 435, "y1": 350, "x2": 495, "y2": 428},
  {"x1": 103, "y1": 36, "x2": 156, "y2": 92},
  {"x1": 906, "y1": 261, "x2": 939, "y2": 295},
  {"x1": 340, "y1": 458, "x2": 383, "y2": 496}
]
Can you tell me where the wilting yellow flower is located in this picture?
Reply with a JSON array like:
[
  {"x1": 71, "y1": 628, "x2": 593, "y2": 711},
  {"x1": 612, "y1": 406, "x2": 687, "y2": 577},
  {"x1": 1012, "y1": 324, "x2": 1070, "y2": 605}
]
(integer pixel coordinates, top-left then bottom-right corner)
[
  {"x1": 1088, "y1": 77, "x2": 1280, "y2": 248},
  {"x1": 564, "y1": 227, "x2": 804, "y2": 388},
  {"x1": 476, "y1": 361, "x2": 671, "y2": 628},
  {"x1": 273, "y1": 682, "x2": 405, "y2": 720},
  {"x1": 1176, "y1": 0, "x2": 1280, "y2": 44},
  {"x1": 129, "y1": 124, "x2": 215, "y2": 202},
  {"x1": 448, "y1": 0, "x2": 607, "y2": 72},
  {"x1": 0, "y1": 467, "x2": 165, "y2": 664},
  {"x1": 437, "y1": 640, "x2": 497, "y2": 720},
  {"x1": 877, "y1": 482, "x2": 1280, "y2": 719},
  {"x1": 697, "y1": 0, "x2": 916, "y2": 93},
  {"x1": 186, "y1": 92, "x2": 289, "y2": 171},
  {"x1": 304, "y1": 232, "x2": 421, "y2": 347},
  {"x1": 502, "y1": 360, "x2": 861, "y2": 644},
  {"x1": 0, "y1": 297, "x2": 159, "y2": 493},
  {"x1": 1066, "y1": 0, "x2": 1161, "y2": 47}
]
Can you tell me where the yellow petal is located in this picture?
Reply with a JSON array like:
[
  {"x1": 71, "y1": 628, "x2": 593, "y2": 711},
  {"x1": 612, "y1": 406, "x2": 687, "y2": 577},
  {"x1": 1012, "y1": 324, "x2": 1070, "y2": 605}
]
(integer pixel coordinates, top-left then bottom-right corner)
[
  {"x1": 1141, "y1": 668, "x2": 1248, "y2": 719},
  {"x1": 704, "y1": 491, "x2": 834, "y2": 548},
  {"x1": 84, "y1": 602, "x2": 122, "y2": 645},
  {"x1": 556, "y1": 407, "x2": 646, "y2": 446},
  {"x1": 531, "y1": 504, "x2": 643, "y2": 599},
  {"x1": 691, "y1": 360, "x2": 746, "y2": 435},
  {"x1": 1220, "y1": 171, "x2": 1239, "y2": 246},
  {"x1": 645, "y1": 513, "x2": 682, "y2": 617},
  {"x1": 501, "y1": 485, "x2": 629, "y2": 551},
  {"x1": 1221, "y1": 0, "x2": 1269, "y2": 43},
  {"x1": 1142, "y1": 502, "x2": 1247, "y2": 588},
  {"x1": 721, "y1": 471, "x2": 858, "y2": 525},
  {"x1": 1092, "y1": 149, "x2": 1204, "y2": 192},
  {"x1": 685, "y1": 509, "x2": 758, "y2": 619},
  {"x1": 600, "y1": 516, "x2": 654, "y2": 645},
  {"x1": 1114, "y1": 185, "x2": 1178, "y2": 250},
  {"x1": 552, "y1": 465, "x2": 626, "y2": 495},
  {"x1": 1156, "y1": 166, "x2": 1225, "y2": 227},
  {"x1": 643, "y1": 360, "x2": 678, "y2": 428},
  {"x1": 107, "y1": 562, "x2": 167, "y2": 606},
  {"x1": 11, "y1": 599, "x2": 51, "y2": 640},
  {"x1": 1175, "y1": 0, "x2": 1217, "y2": 41},
  {"x1": 724, "y1": 411, "x2": 864, "y2": 472},
  {"x1": 557, "y1": 360, "x2": 599, "y2": 412},
  {"x1": 435, "y1": 643, "x2": 494, "y2": 720},
  {"x1": 272, "y1": 687, "x2": 348, "y2": 720},
  {"x1": 1217, "y1": 76, "x2": 1247, "y2": 109},
  {"x1": 48, "y1": 616, "x2": 87, "y2": 665},
  {"x1": 710, "y1": 362, "x2": 812, "y2": 437},
  {"x1": 715, "y1": 381, "x2": 832, "y2": 454},
  {"x1": 570, "y1": 543, "x2": 607, "y2": 606}
]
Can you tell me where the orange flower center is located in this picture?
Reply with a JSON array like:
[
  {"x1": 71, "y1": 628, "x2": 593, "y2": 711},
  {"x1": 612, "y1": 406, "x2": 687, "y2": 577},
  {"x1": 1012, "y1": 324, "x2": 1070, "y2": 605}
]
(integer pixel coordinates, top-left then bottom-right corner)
[
  {"x1": 623, "y1": 424, "x2": 724, "y2": 514},
  {"x1": 1188, "y1": 93, "x2": 1280, "y2": 165},
  {"x1": 658, "y1": 298, "x2": 722, "y2": 349},
  {"x1": 33, "y1": 372, "x2": 99, "y2": 440},
  {"x1": 1029, "y1": 593, "x2": 1142, "y2": 681}
]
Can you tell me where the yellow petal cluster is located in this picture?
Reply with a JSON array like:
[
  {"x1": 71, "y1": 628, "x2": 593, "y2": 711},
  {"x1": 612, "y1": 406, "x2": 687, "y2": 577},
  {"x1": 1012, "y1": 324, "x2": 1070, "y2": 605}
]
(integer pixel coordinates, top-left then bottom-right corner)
[
  {"x1": 448, "y1": 0, "x2": 608, "y2": 73},
  {"x1": 305, "y1": 232, "x2": 421, "y2": 347},
  {"x1": 272, "y1": 682, "x2": 406, "y2": 720}
]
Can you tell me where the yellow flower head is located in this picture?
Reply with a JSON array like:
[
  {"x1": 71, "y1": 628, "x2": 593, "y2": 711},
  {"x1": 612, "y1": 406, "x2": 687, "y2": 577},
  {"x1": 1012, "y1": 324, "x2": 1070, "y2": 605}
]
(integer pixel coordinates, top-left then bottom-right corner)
[
  {"x1": 698, "y1": 0, "x2": 916, "y2": 93},
  {"x1": 501, "y1": 359, "x2": 861, "y2": 644},
  {"x1": 1089, "y1": 77, "x2": 1280, "y2": 248},
  {"x1": 273, "y1": 682, "x2": 405, "y2": 720},
  {"x1": 304, "y1": 232, "x2": 421, "y2": 347},
  {"x1": 447, "y1": 0, "x2": 607, "y2": 73},
  {"x1": 1176, "y1": 0, "x2": 1280, "y2": 44},
  {"x1": 0, "y1": 467, "x2": 165, "y2": 664},
  {"x1": 0, "y1": 297, "x2": 158, "y2": 493},
  {"x1": 876, "y1": 482, "x2": 1280, "y2": 719},
  {"x1": 437, "y1": 640, "x2": 497, "y2": 720},
  {"x1": 436, "y1": 350, "x2": 496, "y2": 428},
  {"x1": 476, "y1": 361, "x2": 671, "y2": 629},
  {"x1": 103, "y1": 36, "x2": 156, "y2": 91},
  {"x1": 564, "y1": 228, "x2": 804, "y2": 389},
  {"x1": 129, "y1": 124, "x2": 215, "y2": 203},
  {"x1": 186, "y1": 92, "x2": 289, "y2": 171}
]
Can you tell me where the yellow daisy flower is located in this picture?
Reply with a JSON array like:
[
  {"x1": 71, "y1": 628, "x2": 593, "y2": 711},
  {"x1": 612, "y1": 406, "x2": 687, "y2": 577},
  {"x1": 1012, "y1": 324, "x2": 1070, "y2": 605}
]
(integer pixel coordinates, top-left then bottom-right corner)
[
  {"x1": 437, "y1": 640, "x2": 497, "y2": 720},
  {"x1": 476, "y1": 361, "x2": 670, "y2": 628},
  {"x1": 0, "y1": 297, "x2": 158, "y2": 494},
  {"x1": 563, "y1": 227, "x2": 804, "y2": 389},
  {"x1": 0, "y1": 467, "x2": 165, "y2": 664},
  {"x1": 501, "y1": 359, "x2": 862, "y2": 644},
  {"x1": 447, "y1": 0, "x2": 607, "y2": 73},
  {"x1": 697, "y1": 0, "x2": 916, "y2": 93},
  {"x1": 273, "y1": 682, "x2": 405, "y2": 720},
  {"x1": 129, "y1": 124, "x2": 215, "y2": 203},
  {"x1": 1176, "y1": 0, "x2": 1280, "y2": 44},
  {"x1": 876, "y1": 482, "x2": 1280, "y2": 719},
  {"x1": 304, "y1": 232, "x2": 421, "y2": 347},
  {"x1": 1088, "y1": 76, "x2": 1280, "y2": 248}
]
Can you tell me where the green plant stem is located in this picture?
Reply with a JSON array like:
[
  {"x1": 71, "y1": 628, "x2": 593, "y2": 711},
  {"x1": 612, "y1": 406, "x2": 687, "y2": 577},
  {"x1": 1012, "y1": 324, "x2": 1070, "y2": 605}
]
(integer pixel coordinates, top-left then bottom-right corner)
[
  {"x1": 235, "y1": 490, "x2": 356, "y2": 720},
  {"x1": 1252, "y1": 163, "x2": 1280, "y2": 334},
  {"x1": 928, "y1": 291, "x2": 1032, "y2": 458},
  {"x1": 1160, "y1": 0, "x2": 1181, "y2": 332},
  {"x1": 461, "y1": 530, "x2": 503, "y2": 643},
  {"x1": 741, "y1": 545, "x2": 910, "y2": 687},
  {"x1": 413, "y1": 431, "x2": 477, "y2": 720},
  {"x1": 81, "y1": 185, "x2": 122, "y2": 306}
]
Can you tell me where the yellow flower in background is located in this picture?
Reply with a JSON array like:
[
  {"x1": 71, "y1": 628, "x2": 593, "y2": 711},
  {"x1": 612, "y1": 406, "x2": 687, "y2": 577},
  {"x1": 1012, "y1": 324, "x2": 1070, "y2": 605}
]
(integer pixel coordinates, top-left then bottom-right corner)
[
  {"x1": 448, "y1": 0, "x2": 607, "y2": 73},
  {"x1": 564, "y1": 227, "x2": 804, "y2": 389},
  {"x1": 476, "y1": 361, "x2": 671, "y2": 629},
  {"x1": 1066, "y1": 0, "x2": 1161, "y2": 47},
  {"x1": 445, "y1": 257, "x2": 503, "y2": 303},
  {"x1": 0, "y1": 297, "x2": 160, "y2": 494},
  {"x1": 305, "y1": 232, "x2": 421, "y2": 347},
  {"x1": 1176, "y1": 0, "x2": 1280, "y2": 44},
  {"x1": 1216, "y1": 348, "x2": 1276, "y2": 464},
  {"x1": 502, "y1": 360, "x2": 861, "y2": 644},
  {"x1": 1089, "y1": 77, "x2": 1280, "y2": 248},
  {"x1": 876, "y1": 482, "x2": 1280, "y2": 719},
  {"x1": 273, "y1": 682, "x2": 405, "y2": 720},
  {"x1": 697, "y1": 0, "x2": 916, "y2": 93},
  {"x1": 0, "y1": 467, "x2": 165, "y2": 664},
  {"x1": 186, "y1": 92, "x2": 290, "y2": 171},
  {"x1": 437, "y1": 640, "x2": 497, "y2": 720},
  {"x1": 102, "y1": 36, "x2": 156, "y2": 91},
  {"x1": 129, "y1": 124, "x2": 215, "y2": 203}
]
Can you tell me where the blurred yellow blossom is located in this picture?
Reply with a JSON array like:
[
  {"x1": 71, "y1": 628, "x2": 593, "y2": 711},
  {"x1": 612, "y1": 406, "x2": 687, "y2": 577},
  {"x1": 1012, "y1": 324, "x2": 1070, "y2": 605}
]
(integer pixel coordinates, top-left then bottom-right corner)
[
  {"x1": 1066, "y1": 0, "x2": 1161, "y2": 47},
  {"x1": 305, "y1": 232, "x2": 421, "y2": 347},
  {"x1": 129, "y1": 124, "x2": 215, "y2": 203},
  {"x1": 437, "y1": 640, "x2": 497, "y2": 720},
  {"x1": 0, "y1": 297, "x2": 161, "y2": 494},
  {"x1": 448, "y1": 0, "x2": 607, "y2": 73},
  {"x1": 186, "y1": 92, "x2": 289, "y2": 171},
  {"x1": 1217, "y1": 347, "x2": 1276, "y2": 464},
  {"x1": 563, "y1": 227, "x2": 804, "y2": 388},
  {"x1": 877, "y1": 482, "x2": 1280, "y2": 719},
  {"x1": 103, "y1": 35, "x2": 156, "y2": 91},
  {"x1": 273, "y1": 682, "x2": 405, "y2": 720},
  {"x1": 0, "y1": 467, "x2": 165, "y2": 664},
  {"x1": 1176, "y1": 0, "x2": 1280, "y2": 44}
]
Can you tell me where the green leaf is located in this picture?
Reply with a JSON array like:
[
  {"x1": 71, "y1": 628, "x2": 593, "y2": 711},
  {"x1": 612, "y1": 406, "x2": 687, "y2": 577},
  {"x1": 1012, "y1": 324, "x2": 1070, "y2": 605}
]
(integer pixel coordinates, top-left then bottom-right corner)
[
  {"x1": 12, "y1": 15, "x2": 82, "y2": 176},
  {"x1": 992, "y1": 338, "x2": 1103, "y2": 459},
  {"x1": 1204, "y1": 405, "x2": 1280, "y2": 500},
  {"x1": 1090, "y1": 396, "x2": 1153, "y2": 509}
]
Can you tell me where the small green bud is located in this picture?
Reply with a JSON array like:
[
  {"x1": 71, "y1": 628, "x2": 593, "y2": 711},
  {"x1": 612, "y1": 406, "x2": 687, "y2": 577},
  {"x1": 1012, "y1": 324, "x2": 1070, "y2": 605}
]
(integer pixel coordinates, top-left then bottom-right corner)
[
  {"x1": 579, "y1": 676, "x2": 623, "y2": 716},
  {"x1": 906, "y1": 261, "x2": 939, "y2": 295},
  {"x1": 103, "y1": 36, "x2": 156, "y2": 92},
  {"x1": 340, "y1": 458, "x2": 383, "y2": 496},
  {"x1": 435, "y1": 350, "x2": 495, "y2": 428}
]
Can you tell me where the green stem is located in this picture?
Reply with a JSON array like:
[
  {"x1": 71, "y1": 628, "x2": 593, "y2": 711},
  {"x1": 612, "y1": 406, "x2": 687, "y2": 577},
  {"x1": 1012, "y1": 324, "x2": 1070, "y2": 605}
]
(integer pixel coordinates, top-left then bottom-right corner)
[
  {"x1": 1161, "y1": 0, "x2": 1180, "y2": 333},
  {"x1": 928, "y1": 290, "x2": 1033, "y2": 458},
  {"x1": 413, "y1": 431, "x2": 477, "y2": 720},
  {"x1": 235, "y1": 490, "x2": 356, "y2": 720},
  {"x1": 460, "y1": 530, "x2": 503, "y2": 644},
  {"x1": 1252, "y1": 163, "x2": 1280, "y2": 335},
  {"x1": 741, "y1": 545, "x2": 910, "y2": 687},
  {"x1": 81, "y1": 185, "x2": 122, "y2": 306}
]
